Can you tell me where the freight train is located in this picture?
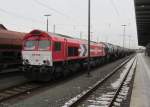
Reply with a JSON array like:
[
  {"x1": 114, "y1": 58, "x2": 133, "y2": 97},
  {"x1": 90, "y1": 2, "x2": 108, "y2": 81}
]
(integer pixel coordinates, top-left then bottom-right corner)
[
  {"x1": 22, "y1": 29, "x2": 134, "y2": 81},
  {"x1": 0, "y1": 24, "x2": 25, "y2": 72}
]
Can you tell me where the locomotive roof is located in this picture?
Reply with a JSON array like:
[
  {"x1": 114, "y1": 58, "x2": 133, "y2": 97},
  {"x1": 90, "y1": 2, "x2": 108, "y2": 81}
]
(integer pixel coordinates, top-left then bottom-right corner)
[
  {"x1": 54, "y1": 33, "x2": 74, "y2": 39},
  {"x1": 52, "y1": 33, "x2": 99, "y2": 44},
  {"x1": 27, "y1": 30, "x2": 105, "y2": 45}
]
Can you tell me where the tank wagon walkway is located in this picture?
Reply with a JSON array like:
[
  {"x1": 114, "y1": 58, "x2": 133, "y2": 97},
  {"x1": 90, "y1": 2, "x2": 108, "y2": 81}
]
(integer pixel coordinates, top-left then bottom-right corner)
[{"x1": 130, "y1": 53, "x2": 150, "y2": 107}]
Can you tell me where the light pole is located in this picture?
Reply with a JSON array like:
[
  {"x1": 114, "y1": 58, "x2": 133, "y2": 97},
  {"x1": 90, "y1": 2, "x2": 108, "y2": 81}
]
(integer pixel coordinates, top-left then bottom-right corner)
[
  {"x1": 87, "y1": 0, "x2": 91, "y2": 75},
  {"x1": 80, "y1": 31, "x2": 82, "y2": 39},
  {"x1": 122, "y1": 25, "x2": 127, "y2": 48},
  {"x1": 53, "y1": 24, "x2": 56, "y2": 33},
  {"x1": 44, "y1": 14, "x2": 51, "y2": 32},
  {"x1": 128, "y1": 35, "x2": 131, "y2": 49}
]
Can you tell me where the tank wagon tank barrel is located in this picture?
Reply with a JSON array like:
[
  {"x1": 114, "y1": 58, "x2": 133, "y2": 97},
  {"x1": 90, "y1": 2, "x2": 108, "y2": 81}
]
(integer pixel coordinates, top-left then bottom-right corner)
[{"x1": 0, "y1": 24, "x2": 26, "y2": 72}]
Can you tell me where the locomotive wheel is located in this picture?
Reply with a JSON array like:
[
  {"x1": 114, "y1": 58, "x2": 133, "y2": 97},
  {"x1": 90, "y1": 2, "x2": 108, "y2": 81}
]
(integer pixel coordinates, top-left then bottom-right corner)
[
  {"x1": 75, "y1": 63, "x2": 81, "y2": 71},
  {"x1": 23, "y1": 68, "x2": 37, "y2": 81},
  {"x1": 37, "y1": 67, "x2": 53, "y2": 82},
  {"x1": 68, "y1": 64, "x2": 76, "y2": 73},
  {"x1": 37, "y1": 72, "x2": 51, "y2": 82},
  {"x1": 63, "y1": 67, "x2": 70, "y2": 77},
  {"x1": 54, "y1": 66, "x2": 63, "y2": 79}
]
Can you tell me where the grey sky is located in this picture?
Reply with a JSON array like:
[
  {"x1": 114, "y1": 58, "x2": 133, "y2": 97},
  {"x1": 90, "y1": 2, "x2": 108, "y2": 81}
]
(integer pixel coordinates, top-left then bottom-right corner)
[{"x1": 0, "y1": 0, "x2": 138, "y2": 48}]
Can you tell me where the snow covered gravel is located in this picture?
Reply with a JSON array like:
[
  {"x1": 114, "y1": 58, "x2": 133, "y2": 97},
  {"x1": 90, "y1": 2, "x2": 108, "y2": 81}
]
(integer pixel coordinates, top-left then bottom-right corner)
[{"x1": 75, "y1": 57, "x2": 136, "y2": 107}]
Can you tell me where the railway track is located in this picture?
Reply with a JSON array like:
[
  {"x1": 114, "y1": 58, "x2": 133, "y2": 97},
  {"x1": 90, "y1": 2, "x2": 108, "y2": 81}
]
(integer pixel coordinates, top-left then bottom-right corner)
[
  {"x1": 0, "y1": 56, "x2": 134, "y2": 104},
  {"x1": 0, "y1": 69, "x2": 22, "y2": 80},
  {"x1": 62, "y1": 56, "x2": 136, "y2": 107},
  {"x1": 0, "y1": 82, "x2": 42, "y2": 103},
  {"x1": 107, "y1": 58, "x2": 136, "y2": 107}
]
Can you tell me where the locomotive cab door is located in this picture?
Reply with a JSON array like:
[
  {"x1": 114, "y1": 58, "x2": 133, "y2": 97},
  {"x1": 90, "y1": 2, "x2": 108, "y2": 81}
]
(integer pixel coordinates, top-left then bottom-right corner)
[
  {"x1": 52, "y1": 39, "x2": 67, "y2": 61},
  {"x1": 64, "y1": 38, "x2": 68, "y2": 60}
]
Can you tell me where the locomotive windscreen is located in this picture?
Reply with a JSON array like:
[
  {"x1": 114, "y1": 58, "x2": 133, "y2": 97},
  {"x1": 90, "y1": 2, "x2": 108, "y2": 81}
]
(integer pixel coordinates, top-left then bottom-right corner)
[
  {"x1": 24, "y1": 40, "x2": 37, "y2": 50},
  {"x1": 24, "y1": 40, "x2": 51, "y2": 50},
  {"x1": 39, "y1": 40, "x2": 51, "y2": 50}
]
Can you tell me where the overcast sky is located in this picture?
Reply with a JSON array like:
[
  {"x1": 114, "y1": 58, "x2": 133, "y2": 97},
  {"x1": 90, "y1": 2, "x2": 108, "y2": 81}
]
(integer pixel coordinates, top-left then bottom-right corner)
[{"x1": 0, "y1": 0, "x2": 138, "y2": 48}]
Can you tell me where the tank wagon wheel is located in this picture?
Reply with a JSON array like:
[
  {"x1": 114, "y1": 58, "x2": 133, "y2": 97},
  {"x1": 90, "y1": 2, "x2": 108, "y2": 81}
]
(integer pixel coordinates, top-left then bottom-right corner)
[
  {"x1": 105, "y1": 55, "x2": 110, "y2": 63},
  {"x1": 101, "y1": 57, "x2": 105, "y2": 64},
  {"x1": 95, "y1": 59, "x2": 99, "y2": 67}
]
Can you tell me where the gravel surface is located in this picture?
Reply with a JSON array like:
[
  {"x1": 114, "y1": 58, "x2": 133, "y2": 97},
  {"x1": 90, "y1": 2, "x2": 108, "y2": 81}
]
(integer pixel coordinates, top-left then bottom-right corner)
[
  {"x1": 1, "y1": 57, "x2": 130, "y2": 107},
  {"x1": 0, "y1": 72, "x2": 28, "y2": 91}
]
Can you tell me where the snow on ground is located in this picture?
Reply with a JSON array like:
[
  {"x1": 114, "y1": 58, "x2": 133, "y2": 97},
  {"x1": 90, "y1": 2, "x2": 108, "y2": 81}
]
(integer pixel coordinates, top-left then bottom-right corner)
[
  {"x1": 111, "y1": 58, "x2": 135, "y2": 89},
  {"x1": 62, "y1": 89, "x2": 88, "y2": 107},
  {"x1": 86, "y1": 58, "x2": 136, "y2": 107},
  {"x1": 88, "y1": 105, "x2": 107, "y2": 107},
  {"x1": 113, "y1": 58, "x2": 136, "y2": 105},
  {"x1": 62, "y1": 57, "x2": 136, "y2": 107},
  {"x1": 86, "y1": 92, "x2": 114, "y2": 106}
]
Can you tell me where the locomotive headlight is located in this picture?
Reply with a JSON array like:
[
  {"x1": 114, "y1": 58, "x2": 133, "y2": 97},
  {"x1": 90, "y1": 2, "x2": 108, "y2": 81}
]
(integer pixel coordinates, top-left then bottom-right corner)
[
  {"x1": 23, "y1": 59, "x2": 30, "y2": 65},
  {"x1": 43, "y1": 60, "x2": 50, "y2": 65},
  {"x1": 43, "y1": 60, "x2": 46, "y2": 64},
  {"x1": 26, "y1": 59, "x2": 29, "y2": 63}
]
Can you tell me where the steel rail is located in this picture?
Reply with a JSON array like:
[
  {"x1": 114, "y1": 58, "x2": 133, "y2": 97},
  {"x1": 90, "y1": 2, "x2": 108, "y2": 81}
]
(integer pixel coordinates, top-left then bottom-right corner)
[
  {"x1": 0, "y1": 82, "x2": 42, "y2": 102},
  {"x1": 63, "y1": 55, "x2": 135, "y2": 107},
  {"x1": 108, "y1": 57, "x2": 137, "y2": 107},
  {"x1": 0, "y1": 55, "x2": 135, "y2": 104}
]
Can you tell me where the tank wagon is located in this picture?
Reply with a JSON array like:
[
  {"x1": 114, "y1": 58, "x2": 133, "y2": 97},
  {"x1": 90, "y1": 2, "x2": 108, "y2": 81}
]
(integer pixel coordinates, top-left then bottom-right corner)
[
  {"x1": 22, "y1": 29, "x2": 133, "y2": 81},
  {"x1": 0, "y1": 25, "x2": 25, "y2": 72}
]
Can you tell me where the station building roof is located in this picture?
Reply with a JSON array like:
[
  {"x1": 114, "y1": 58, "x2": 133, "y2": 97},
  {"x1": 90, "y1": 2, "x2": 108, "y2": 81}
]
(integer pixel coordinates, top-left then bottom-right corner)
[{"x1": 135, "y1": 0, "x2": 150, "y2": 46}]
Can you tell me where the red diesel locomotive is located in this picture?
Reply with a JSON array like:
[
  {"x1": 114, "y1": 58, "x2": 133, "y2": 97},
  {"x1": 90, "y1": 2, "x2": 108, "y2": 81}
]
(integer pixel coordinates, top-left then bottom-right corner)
[{"x1": 22, "y1": 29, "x2": 132, "y2": 81}]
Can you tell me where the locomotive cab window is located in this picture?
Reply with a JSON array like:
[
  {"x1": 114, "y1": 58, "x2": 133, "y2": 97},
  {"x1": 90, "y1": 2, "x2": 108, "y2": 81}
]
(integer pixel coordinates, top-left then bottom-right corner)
[
  {"x1": 54, "y1": 42, "x2": 61, "y2": 51},
  {"x1": 24, "y1": 40, "x2": 37, "y2": 50},
  {"x1": 39, "y1": 40, "x2": 51, "y2": 50}
]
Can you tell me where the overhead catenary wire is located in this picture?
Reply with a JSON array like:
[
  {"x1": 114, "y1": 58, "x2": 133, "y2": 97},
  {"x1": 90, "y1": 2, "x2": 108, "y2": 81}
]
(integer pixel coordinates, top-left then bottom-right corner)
[
  {"x1": 0, "y1": 7, "x2": 43, "y2": 24},
  {"x1": 34, "y1": 0, "x2": 71, "y2": 19},
  {"x1": 33, "y1": 0, "x2": 80, "y2": 24},
  {"x1": 108, "y1": 0, "x2": 120, "y2": 16}
]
